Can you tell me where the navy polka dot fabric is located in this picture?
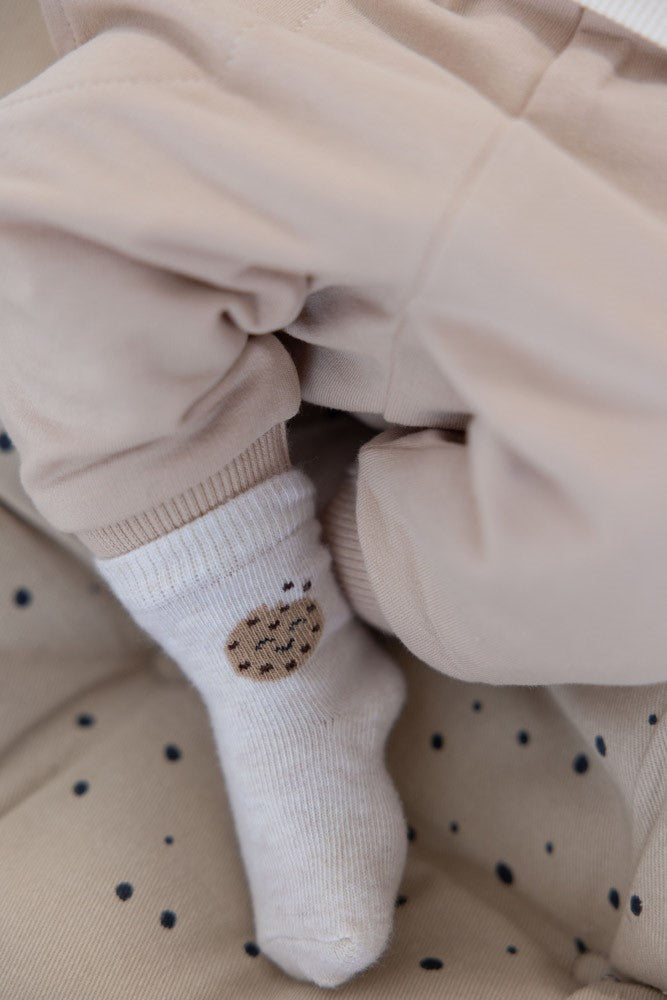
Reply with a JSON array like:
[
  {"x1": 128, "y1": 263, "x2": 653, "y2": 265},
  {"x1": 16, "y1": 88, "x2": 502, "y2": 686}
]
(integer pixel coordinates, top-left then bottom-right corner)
[{"x1": 0, "y1": 425, "x2": 665, "y2": 998}]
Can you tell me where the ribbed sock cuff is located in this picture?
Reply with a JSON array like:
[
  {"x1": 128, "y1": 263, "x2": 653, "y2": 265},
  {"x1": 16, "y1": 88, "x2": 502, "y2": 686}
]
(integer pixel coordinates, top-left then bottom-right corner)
[{"x1": 94, "y1": 466, "x2": 317, "y2": 615}]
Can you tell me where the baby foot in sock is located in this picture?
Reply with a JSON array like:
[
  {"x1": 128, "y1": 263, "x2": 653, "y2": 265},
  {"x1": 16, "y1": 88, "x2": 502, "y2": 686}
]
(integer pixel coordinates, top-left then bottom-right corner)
[
  {"x1": 212, "y1": 607, "x2": 406, "y2": 987},
  {"x1": 95, "y1": 467, "x2": 407, "y2": 988}
]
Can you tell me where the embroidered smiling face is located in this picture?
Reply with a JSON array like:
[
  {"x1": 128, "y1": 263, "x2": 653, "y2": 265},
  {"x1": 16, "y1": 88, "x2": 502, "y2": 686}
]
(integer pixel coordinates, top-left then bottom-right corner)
[{"x1": 224, "y1": 579, "x2": 324, "y2": 682}]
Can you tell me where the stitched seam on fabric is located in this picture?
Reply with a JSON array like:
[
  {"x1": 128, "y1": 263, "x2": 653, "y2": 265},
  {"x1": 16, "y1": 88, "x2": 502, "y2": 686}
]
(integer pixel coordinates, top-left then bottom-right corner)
[
  {"x1": 53, "y1": 0, "x2": 79, "y2": 48},
  {"x1": 380, "y1": 6, "x2": 588, "y2": 417},
  {"x1": 294, "y1": 0, "x2": 332, "y2": 34},
  {"x1": 0, "y1": 14, "x2": 285, "y2": 113}
]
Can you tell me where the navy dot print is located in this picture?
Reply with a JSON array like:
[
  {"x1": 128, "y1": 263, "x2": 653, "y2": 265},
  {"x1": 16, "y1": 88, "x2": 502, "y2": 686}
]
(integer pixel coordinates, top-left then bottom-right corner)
[
  {"x1": 164, "y1": 744, "x2": 182, "y2": 761},
  {"x1": 608, "y1": 888, "x2": 620, "y2": 909},
  {"x1": 648, "y1": 714, "x2": 657, "y2": 726},
  {"x1": 420, "y1": 958, "x2": 443, "y2": 970},
  {"x1": 449, "y1": 821, "x2": 459, "y2": 833},
  {"x1": 573, "y1": 754, "x2": 589, "y2": 774},
  {"x1": 506, "y1": 946, "x2": 518, "y2": 955},
  {"x1": 431, "y1": 733, "x2": 444, "y2": 750},
  {"x1": 115, "y1": 882, "x2": 133, "y2": 901},
  {"x1": 575, "y1": 938, "x2": 588, "y2": 954},
  {"x1": 395, "y1": 895, "x2": 407, "y2": 907},
  {"x1": 517, "y1": 730, "x2": 530, "y2": 745},
  {"x1": 164, "y1": 836, "x2": 174, "y2": 845},
  {"x1": 495, "y1": 862, "x2": 513, "y2": 885},
  {"x1": 160, "y1": 910, "x2": 176, "y2": 929},
  {"x1": 0, "y1": 432, "x2": 13, "y2": 451},
  {"x1": 630, "y1": 895, "x2": 642, "y2": 916},
  {"x1": 244, "y1": 941, "x2": 260, "y2": 957},
  {"x1": 407, "y1": 825, "x2": 416, "y2": 842},
  {"x1": 77, "y1": 713, "x2": 95, "y2": 727},
  {"x1": 595, "y1": 736, "x2": 606, "y2": 756},
  {"x1": 14, "y1": 588, "x2": 32, "y2": 607},
  {"x1": 472, "y1": 701, "x2": 482, "y2": 712},
  {"x1": 545, "y1": 842, "x2": 554, "y2": 854},
  {"x1": 73, "y1": 780, "x2": 89, "y2": 796}
]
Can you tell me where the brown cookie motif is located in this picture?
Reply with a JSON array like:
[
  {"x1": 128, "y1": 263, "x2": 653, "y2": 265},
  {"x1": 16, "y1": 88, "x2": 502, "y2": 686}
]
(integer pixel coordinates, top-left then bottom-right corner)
[{"x1": 225, "y1": 579, "x2": 324, "y2": 682}]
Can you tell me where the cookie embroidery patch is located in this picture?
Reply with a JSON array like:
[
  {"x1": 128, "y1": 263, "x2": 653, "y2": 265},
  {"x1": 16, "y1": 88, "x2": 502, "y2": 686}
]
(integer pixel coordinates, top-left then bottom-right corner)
[{"x1": 225, "y1": 579, "x2": 324, "y2": 681}]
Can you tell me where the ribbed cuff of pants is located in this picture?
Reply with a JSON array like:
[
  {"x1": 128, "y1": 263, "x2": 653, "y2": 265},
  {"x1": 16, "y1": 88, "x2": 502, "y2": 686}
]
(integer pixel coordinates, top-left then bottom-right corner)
[
  {"x1": 79, "y1": 422, "x2": 291, "y2": 558},
  {"x1": 321, "y1": 462, "x2": 392, "y2": 635}
]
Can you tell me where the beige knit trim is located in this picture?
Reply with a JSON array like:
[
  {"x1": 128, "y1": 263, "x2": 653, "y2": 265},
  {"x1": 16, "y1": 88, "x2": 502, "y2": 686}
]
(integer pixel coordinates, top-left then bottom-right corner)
[
  {"x1": 320, "y1": 464, "x2": 391, "y2": 634},
  {"x1": 81, "y1": 423, "x2": 290, "y2": 558}
]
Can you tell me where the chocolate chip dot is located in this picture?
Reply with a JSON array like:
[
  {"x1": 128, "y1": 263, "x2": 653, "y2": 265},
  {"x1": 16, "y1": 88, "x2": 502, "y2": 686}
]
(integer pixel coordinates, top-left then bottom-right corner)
[
  {"x1": 495, "y1": 862, "x2": 513, "y2": 885},
  {"x1": 73, "y1": 780, "x2": 89, "y2": 796},
  {"x1": 160, "y1": 910, "x2": 176, "y2": 928},
  {"x1": 420, "y1": 958, "x2": 443, "y2": 970},
  {"x1": 164, "y1": 744, "x2": 182, "y2": 761},
  {"x1": 244, "y1": 941, "x2": 260, "y2": 957},
  {"x1": 115, "y1": 882, "x2": 133, "y2": 901}
]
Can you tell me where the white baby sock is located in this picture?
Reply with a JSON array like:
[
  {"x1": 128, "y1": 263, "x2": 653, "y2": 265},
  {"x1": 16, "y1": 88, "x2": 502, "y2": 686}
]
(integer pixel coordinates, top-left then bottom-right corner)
[{"x1": 95, "y1": 467, "x2": 407, "y2": 988}]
